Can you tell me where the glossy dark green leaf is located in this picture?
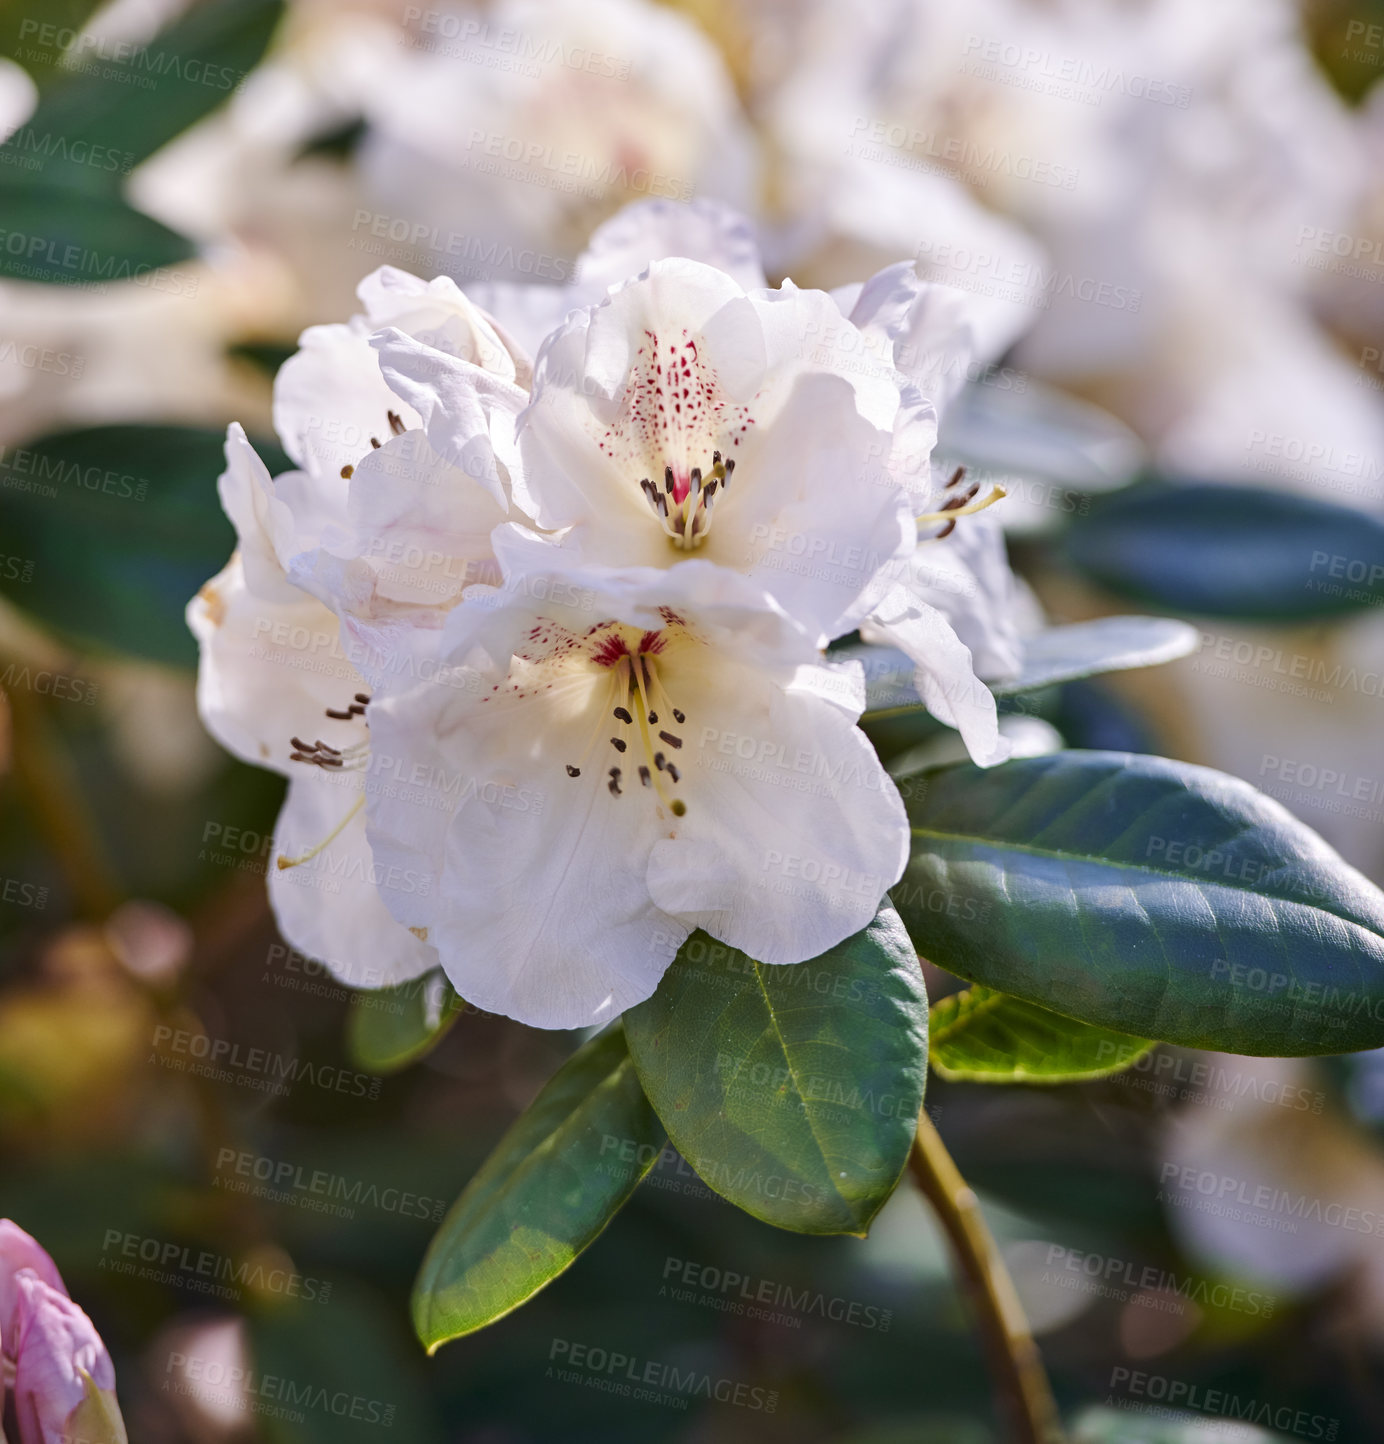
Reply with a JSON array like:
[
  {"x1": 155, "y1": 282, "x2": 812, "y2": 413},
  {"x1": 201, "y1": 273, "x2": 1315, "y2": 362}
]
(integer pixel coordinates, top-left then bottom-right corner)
[
  {"x1": 0, "y1": 182, "x2": 190, "y2": 284},
  {"x1": 929, "y1": 986, "x2": 1153, "y2": 1083},
  {"x1": 412, "y1": 1026, "x2": 662, "y2": 1351},
  {"x1": 1064, "y1": 480, "x2": 1384, "y2": 621},
  {"x1": 0, "y1": 423, "x2": 286, "y2": 665},
  {"x1": 623, "y1": 907, "x2": 928, "y2": 1236},
  {"x1": 894, "y1": 751, "x2": 1384, "y2": 1055},
  {"x1": 0, "y1": 0, "x2": 285, "y2": 186},
  {"x1": 347, "y1": 973, "x2": 463, "y2": 1076}
]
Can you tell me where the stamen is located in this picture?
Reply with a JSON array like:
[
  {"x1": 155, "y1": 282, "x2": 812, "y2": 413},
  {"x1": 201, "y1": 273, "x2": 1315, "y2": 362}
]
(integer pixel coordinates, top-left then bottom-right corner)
[
  {"x1": 916, "y1": 485, "x2": 1007, "y2": 528},
  {"x1": 659, "y1": 731, "x2": 683, "y2": 749},
  {"x1": 648, "y1": 711, "x2": 658, "y2": 724},
  {"x1": 608, "y1": 767, "x2": 622, "y2": 797},
  {"x1": 566, "y1": 764, "x2": 581, "y2": 777},
  {"x1": 673, "y1": 709, "x2": 685, "y2": 724},
  {"x1": 277, "y1": 794, "x2": 365, "y2": 870},
  {"x1": 638, "y1": 766, "x2": 651, "y2": 787},
  {"x1": 614, "y1": 705, "x2": 633, "y2": 724},
  {"x1": 645, "y1": 450, "x2": 735, "y2": 550},
  {"x1": 667, "y1": 763, "x2": 680, "y2": 783},
  {"x1": 387, "y1": 409, "x2": 406, "y2": 436},
  {"x1": 611, "y1": 737, "x2": 627, "y2": 752},
  {"x1": 630, "y1": 656, "x2": 688, "y2": 818},
  {"x1": 370, "y1": 436, "x2": 381, "y2": 449},
  {"x1": 341, "y1": 465, "x2": 354, "y2": 479}
]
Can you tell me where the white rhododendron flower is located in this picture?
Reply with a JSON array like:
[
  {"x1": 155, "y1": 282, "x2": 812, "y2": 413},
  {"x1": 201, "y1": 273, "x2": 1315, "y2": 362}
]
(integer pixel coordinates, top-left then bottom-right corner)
[
  {"x1": 385, "y1": 200, "x2": 1015, "y2": 763},
  {"x1": 190, "y1": 198, "x2": 1030, "y2": 1023},
  {"x1": 363, "y1": 550, "x2": 908, "y2": 1028},
  {"x1": 189, "y1": 268, "x2": 532, "y2": 989}
]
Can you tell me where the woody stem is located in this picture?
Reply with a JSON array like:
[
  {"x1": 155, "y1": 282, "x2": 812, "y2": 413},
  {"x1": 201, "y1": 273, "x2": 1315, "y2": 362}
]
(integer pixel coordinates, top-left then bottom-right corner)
[{"x1": 910, "y1": 1110, "x2": 1065, "y2": 1444}]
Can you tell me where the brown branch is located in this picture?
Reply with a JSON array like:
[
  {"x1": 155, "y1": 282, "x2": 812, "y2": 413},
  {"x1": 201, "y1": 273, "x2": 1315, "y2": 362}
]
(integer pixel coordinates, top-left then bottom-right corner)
[{"x1": 910, "y1": 1109, "x2": 1065, "y2": 1444}]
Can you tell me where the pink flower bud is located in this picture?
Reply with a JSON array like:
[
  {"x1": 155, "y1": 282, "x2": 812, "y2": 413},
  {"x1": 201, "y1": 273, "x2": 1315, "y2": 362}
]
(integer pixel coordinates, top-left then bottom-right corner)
[
  {"x1": 0, "y1": 1220, "x2": 66, "y2": 1347},
  {"x1": 0, "y1": 1222, "x2": 126, "y2": 1444}
]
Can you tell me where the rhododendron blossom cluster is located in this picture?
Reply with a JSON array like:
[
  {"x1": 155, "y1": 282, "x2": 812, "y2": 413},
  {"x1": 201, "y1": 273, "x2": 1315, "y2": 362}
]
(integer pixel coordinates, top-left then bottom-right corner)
[{"x1": 190, "y1": 199, "x2": 1020, "y2": 1028}]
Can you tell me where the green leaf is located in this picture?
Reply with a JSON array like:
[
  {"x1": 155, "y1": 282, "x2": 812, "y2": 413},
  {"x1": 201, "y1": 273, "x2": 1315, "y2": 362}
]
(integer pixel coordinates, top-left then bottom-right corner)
[
  {"x1": 347, "y1": 972, "x2": 463, "y2": 1076},
  {"x1": 0, "y1": 423, "x2": 286, "y2": 665},
  {"x1": 1064, "y1": 480, "x2": 1384, "y2": 621},
  {"x1": 894, "y1": 751, "x2": 1384, "y2": 1056},
  {"x1": 991, "y1": 617, "x2": 1199, "y2": 695},
  {"x1": 849, "y1": 616, "x2": 1197, "y2": 724},
  {"x1": 412, "y1": 1025, "x2": 662, "y2": 1352},
  {"x1": 929, "y1": 986, "x2": 1153, "y2": 1083},
  {"x1": 623, "y1": 906, "x2": 928, "y2": 1237},
  {"x1": 0, "y1": 0, "x2": 286, "y2": 185},
  {"x1": 0, "y1": 182, "x2": 191, "y2": 284}
]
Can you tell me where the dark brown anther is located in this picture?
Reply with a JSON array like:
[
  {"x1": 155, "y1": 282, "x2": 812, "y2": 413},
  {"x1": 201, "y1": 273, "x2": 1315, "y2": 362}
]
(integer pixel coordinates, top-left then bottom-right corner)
[
  {"x1": 608, "y1": 767, "x2": 622, "y2": 797},
  {"x1": 370, "y1": 436, "x2": 381, "y2": 449},
  {"x1": 648, "y1": 711, "x2": 658, "y2": 724},
  {"x1": 672, "y1": 709, "x2": 685, "y2": 724},
  {"x1": 667, "y1": 763, "x2": 680, "y2": 783},
  {"x1": 639, "y1": 766, "x2": 651, "y2": 787},
  {"x1": 654, "y1": 753, "x2": 666, "y2": 771},
  {"x1": 664, "y1": 464, "x2": 675, "y2": 493},
  {"x1": 946, "y1": 465, "x2": 967, "y2": 490},
  {"x1": 659, "y1": 731, "x2": 683, "y2": 749},
  {"x1": 936, "y1": 519, "x2": 957, "y2": 539},
  {"x1": 610, "y1": 737, "x2": 627, "y2": 753},
  {"x1": 325, "y1": 707, "x2": 353, "y2": 720},
  {"x1": 614, "y1": 706, "x2": 633, "y2": 723},
  {"x1": 354, "y1": 693, "x2": 370, "y2": 704},
  {"x1": 388, "y1": 409, "x2": 405, "y2": 436},
  {"x1": 340, "y1": 465, "x2": 354, "y2": 479},
  {"x1": 566, "y1": 764, "x2": 581, "y2": 777}
]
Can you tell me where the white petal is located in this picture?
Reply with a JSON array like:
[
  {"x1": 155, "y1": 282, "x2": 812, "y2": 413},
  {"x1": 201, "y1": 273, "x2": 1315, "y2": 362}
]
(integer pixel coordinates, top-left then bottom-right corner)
[
  {"x1": 356, "y1": 265, "x2": 527, "y2": 383},
  {"x1": 364, "y1": 636, "x2": 682, "y2": 1029},
  {"x1": 371, "y1": 328, "x2": 528, "y2": 510},
  {"x1": 273, "y1": 320, "x2": 409, "y2": 481},
  {"x1": 882, "y1": 516, "x2": 1024, "y2": 683},
  {"x1": 187, "y1": 555, "x2": 369, "y2": 776},
  {"x1": 342, "y1": 431, "x2": 506, "y2": 607},
  {"x1": 646, "y1": 657, "x2": 908, "y2": 963},
  {"x1": 844, "y1": 263, "x2": 983, "y2": 415},
  {"x1": 696, "y1": 371, "x2": 915, "y2": 641},
  {"x1": 576, "y1": 197, "x2": 768, "y2": 294},
  {"x1": 216, "y1": 424, "x2": 301, "y2": 604},
  {"x1": 270, "y1": 770, "x2": 437, "y2": 990},
  {"x1": 863, "y1": 586, "x2": 1012, "y2": 768}
]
